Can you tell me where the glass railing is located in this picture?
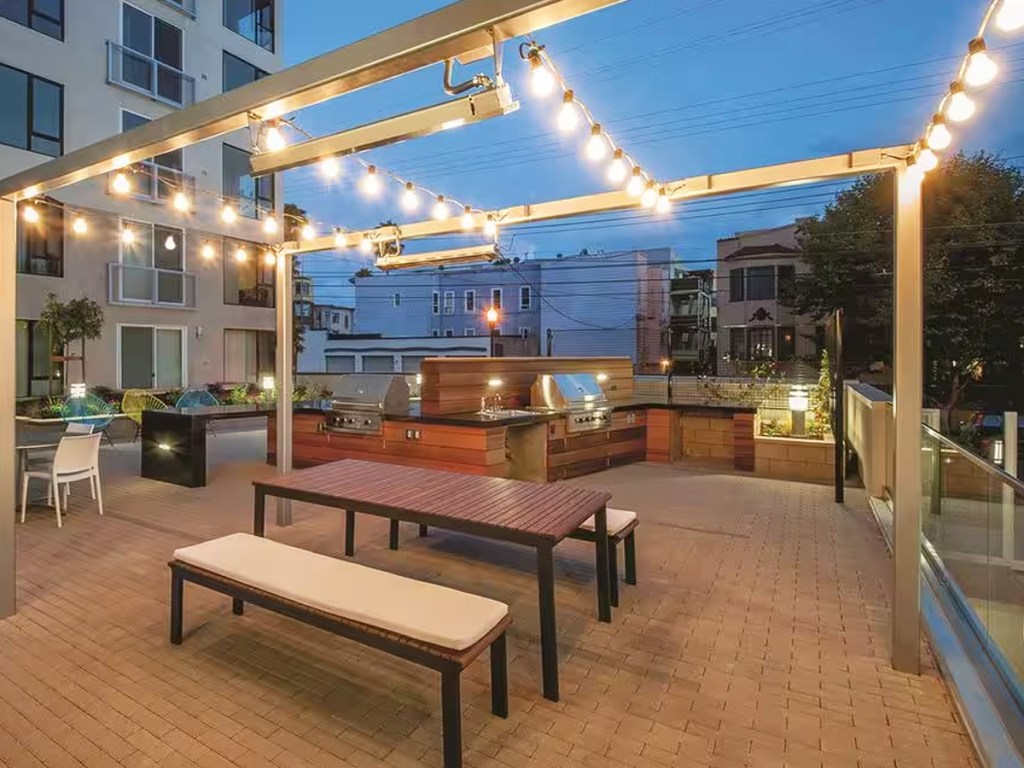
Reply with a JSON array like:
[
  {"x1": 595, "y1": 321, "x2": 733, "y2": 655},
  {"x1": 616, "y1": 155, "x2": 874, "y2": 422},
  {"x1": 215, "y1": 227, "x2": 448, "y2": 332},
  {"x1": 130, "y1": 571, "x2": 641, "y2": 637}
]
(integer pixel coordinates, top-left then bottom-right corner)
[
  {"x1": 106, "y1": 41, "x2": 196, "y2": 107},
  {"x1": 108, "y1": 263, "x2": 196, "y2": 309},
  {"x1": 921, "y1": 423, "x2": 1024, "y2": 696}
]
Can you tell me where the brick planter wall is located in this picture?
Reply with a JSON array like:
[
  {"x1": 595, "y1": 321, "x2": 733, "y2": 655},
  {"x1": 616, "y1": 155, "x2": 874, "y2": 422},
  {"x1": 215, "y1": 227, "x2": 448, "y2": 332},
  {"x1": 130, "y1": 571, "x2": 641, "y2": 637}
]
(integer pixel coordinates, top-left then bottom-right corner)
[{"x1": 755, "y1": 434, "x2": 835, "y2": 484}]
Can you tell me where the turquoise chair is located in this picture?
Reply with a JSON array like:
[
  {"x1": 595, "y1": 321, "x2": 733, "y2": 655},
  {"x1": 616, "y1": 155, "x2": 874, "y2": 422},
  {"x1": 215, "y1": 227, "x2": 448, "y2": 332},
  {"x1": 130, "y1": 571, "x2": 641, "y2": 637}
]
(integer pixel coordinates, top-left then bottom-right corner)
[
  {"x1": 60, "y1": 393, "x2": 117, "y2": 446},
  {"x1": 175, "y1": 389, "x2": 221, "y2": 436}
]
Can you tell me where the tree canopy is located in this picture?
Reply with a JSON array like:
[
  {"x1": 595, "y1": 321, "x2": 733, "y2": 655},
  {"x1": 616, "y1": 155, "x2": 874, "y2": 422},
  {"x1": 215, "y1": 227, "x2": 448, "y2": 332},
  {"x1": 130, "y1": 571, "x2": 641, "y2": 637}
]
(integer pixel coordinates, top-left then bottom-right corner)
[{"x1": 790, "y1": 151, "x2": 1024, "y2": 411}]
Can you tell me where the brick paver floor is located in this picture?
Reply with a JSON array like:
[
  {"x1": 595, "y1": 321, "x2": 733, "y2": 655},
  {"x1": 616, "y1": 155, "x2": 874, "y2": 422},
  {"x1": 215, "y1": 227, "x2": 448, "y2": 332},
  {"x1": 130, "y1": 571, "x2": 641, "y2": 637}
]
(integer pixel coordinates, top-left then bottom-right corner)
[{"x1": 0, "y1": 430, "x2": 978, "y2": 767}]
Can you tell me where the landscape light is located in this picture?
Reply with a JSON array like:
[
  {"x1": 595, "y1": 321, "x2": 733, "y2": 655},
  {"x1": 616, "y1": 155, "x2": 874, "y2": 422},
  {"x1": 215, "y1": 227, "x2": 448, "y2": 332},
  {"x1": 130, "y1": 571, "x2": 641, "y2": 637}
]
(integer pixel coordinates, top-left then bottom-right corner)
[
  {"x1": 789, "y1": 385, "x2": 809, "y2": 436},
  {"x1": 557, "y1": 90, "x2": 579, "y2": 132},
  {"x1": 964, "y1": 38, "x2": 997, "y2": 87},
  {"x1": 70, "y1": 383, "x2": 87, "y2": 398},
  {"x1": 945, "y1": 82, "x2": 975, "y2": 122},
  {"x1": 262, "y1": 375, "x2": 275, "y2": 391}
]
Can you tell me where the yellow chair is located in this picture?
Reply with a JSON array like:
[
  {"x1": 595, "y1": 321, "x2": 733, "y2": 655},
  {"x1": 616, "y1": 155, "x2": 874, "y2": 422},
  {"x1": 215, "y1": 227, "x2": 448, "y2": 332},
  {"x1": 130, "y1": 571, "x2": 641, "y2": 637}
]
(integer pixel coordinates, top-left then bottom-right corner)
[{"x1": 121, "y1": 390, "x2": 168, "y2": 442}]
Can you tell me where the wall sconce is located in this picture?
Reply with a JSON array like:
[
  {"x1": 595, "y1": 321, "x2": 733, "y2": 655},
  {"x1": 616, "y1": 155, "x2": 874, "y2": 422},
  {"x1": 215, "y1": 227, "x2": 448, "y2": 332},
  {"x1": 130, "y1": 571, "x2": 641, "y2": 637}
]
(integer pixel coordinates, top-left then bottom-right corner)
[
  {"x1": 994, "y1": 439, "x2": 1005, "y2": 466},
  {"x1": 69, "y1": 382, "x2": 87, "y2": 398},
  {"x1": 789, "y1": 385, "x2": 809, "y2": 436}
]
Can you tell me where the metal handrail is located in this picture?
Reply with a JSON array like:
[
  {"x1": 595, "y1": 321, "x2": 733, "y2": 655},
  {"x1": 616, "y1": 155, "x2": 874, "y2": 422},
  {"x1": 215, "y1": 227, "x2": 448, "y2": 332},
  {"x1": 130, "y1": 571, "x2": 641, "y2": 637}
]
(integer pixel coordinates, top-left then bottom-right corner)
[{"x1": 922, "y1": 422, "x2": 1024, "y2": 496}]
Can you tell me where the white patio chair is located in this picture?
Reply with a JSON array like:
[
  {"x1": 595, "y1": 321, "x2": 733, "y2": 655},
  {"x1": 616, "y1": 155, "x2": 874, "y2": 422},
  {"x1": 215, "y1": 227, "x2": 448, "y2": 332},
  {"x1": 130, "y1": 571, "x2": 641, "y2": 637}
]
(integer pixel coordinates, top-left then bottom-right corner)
[
  {"x1": 64, "y1": 423, "x2": 95, "y2": 435},
  {"x1": 20, "y1": 434, "x2": 103, "y2": 528}
]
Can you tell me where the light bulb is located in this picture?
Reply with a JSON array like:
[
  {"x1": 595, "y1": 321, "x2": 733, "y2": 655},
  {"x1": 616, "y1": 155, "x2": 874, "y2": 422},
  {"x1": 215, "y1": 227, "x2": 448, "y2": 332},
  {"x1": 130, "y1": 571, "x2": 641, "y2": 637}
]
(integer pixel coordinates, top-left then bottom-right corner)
[
  {"x1": 201, "y1": 242, "x2": 215, "y2": 260},
  {"x1": 586, "y1": 124, "x2": 608, "y2": 162},
  {"x1": 529, "y1": 52, "x2": 555, "y2": 97},
  {"x1": 112, "y1": 172, "x2": 131, "y2": 194},
  {"x1": 484, "y1": 217, "x2": 498, "y2": 237},
  {"x1": 171, "y1": 191, "x2": 189, "y2": 212},
  {"x1": 360, "y1": 235, "x2": 373, "y2": 254},
  {"x1": 22, "y1": 205, "x2": 40, "y2": 223},
  {"x1": 432, "y1": 196, "x2": 449, "y2": 221},
  {"x1": 264, "y1": 123, "x2": 286, "y2": 152},
  {"x1": 461, "y1": 206, "x2": 475, "y2": 230},
  {"x1": 262, "y1": 215, "x2": 278, "y2": 235},
  {"x1": 905, "y1": 161, "x2": 925, "y2": 186},
  {"x1": 402, "y1": 182, "x2": 419, "y2": 212},
  {"x1": 654, "y1": 189, "x2": 671, "y2": 214},
  {"x1": 557, "y1": 90, "x2": 579, "y2": 132},
  {"x1": 917, "y1": 147, "x2": 938, "y2": 172},
  {"x1": 264, "y1": 251, "x2": 277, "y2": 266},
  {"x1": 607, "y1": 149, "x2": 628, "y2": 184},
  {"x1": 320, "y1": 157, "x2": 340, "y2": 179},
  {"x1": 72, "y1": 216, "x2": 87, "y2": 234},
  {"x1": 300, "y1": 223, "x2": 315, "y2": 241},
  {"x1": 926, "y1": 116, "x2": 952, "y2": 151},
  {"x1": 221, "y1": 205, "x2": 237, "y2": 224},
  {"x1": 164, "y1": 235, "x2": 177, "y2": 251},
  {"x1": 997, "y1": 0, "x2": 1024, "y2": 32},
  {"x1": 333, "y1": 228, "x2": 347, "y2": 248},
  {"x1": 626, "y1": 168, "x2": 645, "y2": 197},
  {"x1": 640, "y1": 183, "x2": 658, "y2": 209},
  {"x1": 361, "y1": 165, "x2": 381, "y2": 196},
  {"x1": 121, "y1": 227, "x2": 135, "y2": 245},
  {"x1": 234, "y1": 247, "x2": 247, "y2": 262},
  {"x1": 946, "y1": 85, "x2": 975, "y2": 123},
  {"x1": 965, "y1": 39, "x2": 997, "y2": 87}
]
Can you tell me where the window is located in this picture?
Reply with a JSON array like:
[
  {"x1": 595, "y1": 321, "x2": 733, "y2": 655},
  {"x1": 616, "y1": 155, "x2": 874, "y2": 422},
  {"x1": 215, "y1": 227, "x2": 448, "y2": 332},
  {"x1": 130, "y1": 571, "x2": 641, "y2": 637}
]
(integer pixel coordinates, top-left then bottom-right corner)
[
  {"x1": 443, "y1": 291, "x2": 455, "y2": 314},
  {"x1": 444, "y1": 329, "x2": 454, "y2": 337},
  {"x1": 491, "y1": 288, "x2": 502, "y2": 310},
  {"x1": 121, "y1": 110, "x2": 183, "y2": 200},
  {"x1": 223, "y1": 329, "x2": 275, "y2": 383},
  {"x1": 0, "y1": 63, "x2": 62, "y2": 156},
  {"x1": 392, "y1": 293, "x2": 401, "y2": 307},
  {"x1": 778, "y1": 326, "x2": 796, "y2": 360},
  {"x1": 223, "y1": 238, "x2": 274, "y2": 307},
  {"x1": 747, "y1": 327, "x2": 774, "y2": 360},
  {"x1": 343, "y1": 314, "x2": 350, "y2": 330},
  {"x1": 777, "y1": 264, "x2": 796, "y2": 305},
  {"x1": 17, "y1": 200, "x2": 63, "y2": 276},
  {"x1": 223, "y1": 144, "x2": 273, "y2": 218},
  {"x1": 519, "y1": 328, "x2": 530, "y2": 339},
  {"x1": 222, "y1": 50, "x2": 268, "y2": 91},
  {"x1": 431, "y1": 291, "x2": 440, "y2": 315},
  {"x1": 746, "y1": 266, "x2": 776, "y2": 301},
  {"x1": 331, "y1": 312, "x2": 339, "y2": 325},
  {"x1": 464, "y1": 328, "x2": 475, "y2": 336},
  {"x1": 16, "y1": 320, "x2": 59, "y2": 398},
  {"x1": 121, "y1": 4, "x2": 185, "y2": 104},
  {"x1": 728, "y1": 268, "x2": 744, "y2": 302},
  {"x1": 431, "y1": 330, "x2": 439, "y2": 337},
  {"x1": 519, "y1": 286, "x2": 531, "y2": 310},
  {"x1": 0, "y1": 0, "x2": 63, "y2": 39},
  {"x1": 464, "y1": 290, "x2": 476, "y2": 313},
  {"x1": 118, "y1": 220, "x2": 185, "y2": 304},
  {"x1": 119, "y1": 325, "x2": 185, "y2": 389},
  {"x1": 223, "y1": 0, "x2": 274, "y2": 51},
  {"x1": 728, "y1": 328, "x2": 745, "y2": 360}
]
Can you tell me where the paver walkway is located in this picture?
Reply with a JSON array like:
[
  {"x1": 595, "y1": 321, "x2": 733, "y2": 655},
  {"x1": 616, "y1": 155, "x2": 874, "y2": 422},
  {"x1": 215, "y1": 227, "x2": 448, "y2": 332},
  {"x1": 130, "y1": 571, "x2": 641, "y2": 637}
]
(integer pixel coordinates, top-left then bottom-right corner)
[{"x1": 0, "y1": 431, "x2": 978, "y2": 767}]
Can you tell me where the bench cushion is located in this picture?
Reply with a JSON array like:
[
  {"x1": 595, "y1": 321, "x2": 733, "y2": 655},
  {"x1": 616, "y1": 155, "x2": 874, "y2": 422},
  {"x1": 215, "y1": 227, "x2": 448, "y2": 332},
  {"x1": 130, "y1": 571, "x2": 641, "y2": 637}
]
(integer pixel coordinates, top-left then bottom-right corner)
[
  {"x1": 173, "y1": 533, "x2": 508, "y2": 651},
  {"x1": 578, "y1": 508, "x2": 637, "y2": 536}
]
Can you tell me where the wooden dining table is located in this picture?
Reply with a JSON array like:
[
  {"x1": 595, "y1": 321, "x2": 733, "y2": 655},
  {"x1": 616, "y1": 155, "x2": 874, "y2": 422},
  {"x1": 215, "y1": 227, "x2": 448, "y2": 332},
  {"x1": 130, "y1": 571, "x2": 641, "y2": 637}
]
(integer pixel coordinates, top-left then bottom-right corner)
[{"x1": 252, "y1": 459, "x2": 613, "y2": 702}]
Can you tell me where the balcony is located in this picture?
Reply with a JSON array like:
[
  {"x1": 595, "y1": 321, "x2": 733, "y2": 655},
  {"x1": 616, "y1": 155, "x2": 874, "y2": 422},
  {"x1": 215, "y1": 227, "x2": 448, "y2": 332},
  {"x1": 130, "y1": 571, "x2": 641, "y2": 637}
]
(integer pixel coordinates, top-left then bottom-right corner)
[
  {"x1": 155, "y1": 0, "x2": 197, "y2": 18},
  {"x1": 106, "y1": 41, "x2": 196, "y2": 108},
  {"x1": 108, "y1": 263, "x2": 197, "y2": 309},
  {"x1": 109, "y1": 161, "x2": 196, "y2": 205}
]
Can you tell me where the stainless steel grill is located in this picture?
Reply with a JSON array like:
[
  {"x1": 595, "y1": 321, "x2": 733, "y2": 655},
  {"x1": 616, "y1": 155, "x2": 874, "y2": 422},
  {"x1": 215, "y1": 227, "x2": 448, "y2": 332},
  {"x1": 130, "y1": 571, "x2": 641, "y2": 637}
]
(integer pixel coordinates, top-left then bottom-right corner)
[
  {"x1": 325, "y1": 374, "x2": 410, "y2": 435},
  {"x1": 531, "y1": 372, "x2": 612, "y2": 433}
]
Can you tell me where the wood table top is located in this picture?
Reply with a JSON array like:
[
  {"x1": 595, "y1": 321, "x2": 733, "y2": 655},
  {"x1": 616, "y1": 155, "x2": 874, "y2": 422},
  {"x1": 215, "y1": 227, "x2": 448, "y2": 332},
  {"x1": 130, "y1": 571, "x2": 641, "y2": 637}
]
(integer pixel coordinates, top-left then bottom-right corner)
[{"x1": 254, "y1": 459, "x2": 611, "y2": 543}]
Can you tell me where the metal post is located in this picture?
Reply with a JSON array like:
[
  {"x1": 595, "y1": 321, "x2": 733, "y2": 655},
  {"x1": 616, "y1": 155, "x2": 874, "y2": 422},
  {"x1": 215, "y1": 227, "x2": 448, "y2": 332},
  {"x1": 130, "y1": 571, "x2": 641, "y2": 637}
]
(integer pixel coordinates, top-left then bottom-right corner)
[
  {"x1": 546, "y1": 328, "x2": 553, "y2": 357},
  {"x1": 1003, "y1": 411, "x2": 1018, "y2": 565},
  {"x1": 891, "y1": 167, "x2": 923, "y2": 674},
  {"x1": 0, "y1": 199, "x2": 16, "y2": 618},
  {"x1": 833, "y1": 309, "x2": 845, "y2": 503},
  {"x1": 275, "y1": 249, "x2": 294, "y2": 527}
]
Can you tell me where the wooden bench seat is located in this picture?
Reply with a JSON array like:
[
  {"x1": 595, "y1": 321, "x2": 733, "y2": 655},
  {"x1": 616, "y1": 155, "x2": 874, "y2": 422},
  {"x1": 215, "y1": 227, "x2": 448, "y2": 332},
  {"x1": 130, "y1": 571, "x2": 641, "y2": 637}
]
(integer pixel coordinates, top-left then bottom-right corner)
[
  {"x1": 169, "y1": 533, "x2": 509, "y2": 768},
  {"x1": 570, "y1": 508, "x2": 638, "y2": 608}
]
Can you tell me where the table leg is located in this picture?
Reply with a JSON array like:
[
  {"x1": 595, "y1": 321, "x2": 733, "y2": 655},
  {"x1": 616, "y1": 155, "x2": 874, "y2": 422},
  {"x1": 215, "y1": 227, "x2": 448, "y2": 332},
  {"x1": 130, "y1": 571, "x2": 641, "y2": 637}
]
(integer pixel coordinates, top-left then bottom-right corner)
[
  {"x1": 537, "y1": 543, "x2": 559, "y2": 701},
  {"x1": 594, "y1": 505, "x2": 612, "y2": 623},
  {"x1": 345, "y1": 510, "x2": 356, "y2": 557},
  {"x1": 389, "y1": 519, "x2": 399, "y2": 550},
  {"x1": 253, "y1": 488, "x2": 266, "y2": 537}
]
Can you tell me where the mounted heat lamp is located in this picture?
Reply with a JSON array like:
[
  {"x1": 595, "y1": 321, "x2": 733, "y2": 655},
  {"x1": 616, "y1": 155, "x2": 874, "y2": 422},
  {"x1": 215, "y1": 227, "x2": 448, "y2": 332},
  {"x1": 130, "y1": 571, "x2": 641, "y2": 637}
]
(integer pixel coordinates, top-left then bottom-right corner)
[{"x1": 375, "y1": 243, "x2": 501, "y2": 271}]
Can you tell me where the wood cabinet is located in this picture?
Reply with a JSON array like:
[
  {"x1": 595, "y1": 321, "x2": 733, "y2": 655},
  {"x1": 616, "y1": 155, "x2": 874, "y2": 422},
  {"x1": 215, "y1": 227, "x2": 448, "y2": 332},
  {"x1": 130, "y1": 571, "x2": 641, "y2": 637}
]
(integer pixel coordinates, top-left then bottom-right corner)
[{"x1": 545, "y1": 410, "x2": 647, "y2": 481}]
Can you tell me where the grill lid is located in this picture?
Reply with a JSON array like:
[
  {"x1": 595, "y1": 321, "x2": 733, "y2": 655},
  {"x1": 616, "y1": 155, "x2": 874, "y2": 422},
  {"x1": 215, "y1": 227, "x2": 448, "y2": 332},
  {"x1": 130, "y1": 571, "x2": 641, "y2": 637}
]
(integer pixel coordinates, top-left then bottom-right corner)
[
  {"x1": 329, "y1": 374, "x2": 410, "y2": 414},
  {"x1": 532, "y1": 372, "x2": 609, "y2": 411}
]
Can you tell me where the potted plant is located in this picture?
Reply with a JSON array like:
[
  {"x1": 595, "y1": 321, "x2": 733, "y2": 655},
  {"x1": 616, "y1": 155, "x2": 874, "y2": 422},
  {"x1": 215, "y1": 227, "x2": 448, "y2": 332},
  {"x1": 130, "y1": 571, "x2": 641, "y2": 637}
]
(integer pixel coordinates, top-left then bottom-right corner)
[{"x1": 37, "y1": 293, "x2": 105, "y2": 394}]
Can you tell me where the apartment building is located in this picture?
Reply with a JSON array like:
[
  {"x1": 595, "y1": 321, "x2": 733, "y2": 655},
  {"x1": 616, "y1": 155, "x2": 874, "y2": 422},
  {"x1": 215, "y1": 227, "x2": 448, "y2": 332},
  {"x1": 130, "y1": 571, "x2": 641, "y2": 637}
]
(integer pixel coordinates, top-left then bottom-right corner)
[
  {"x1": 715, "y1": 221, "x2": 818, "y2": 375},
  {"x1": 669, "y1": 267, "x2": 715, "y2": 372},
  {"x1": 3, "y1": 0, "x2": 283, "y2": 396},
  {"x1": 293, "y1": 274, "x2": 353, "y2": 334}
]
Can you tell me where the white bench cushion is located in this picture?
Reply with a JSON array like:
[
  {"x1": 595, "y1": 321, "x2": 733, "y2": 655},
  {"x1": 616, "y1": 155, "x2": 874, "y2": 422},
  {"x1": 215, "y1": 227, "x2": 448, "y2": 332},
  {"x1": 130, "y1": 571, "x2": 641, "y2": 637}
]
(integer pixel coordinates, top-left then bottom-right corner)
[
  {"x1": 173, "y1": 533, "x2": 508, "y2": 651},
  {"x1": 578, "y1": 508, "x2": 637, "y2": 536}
]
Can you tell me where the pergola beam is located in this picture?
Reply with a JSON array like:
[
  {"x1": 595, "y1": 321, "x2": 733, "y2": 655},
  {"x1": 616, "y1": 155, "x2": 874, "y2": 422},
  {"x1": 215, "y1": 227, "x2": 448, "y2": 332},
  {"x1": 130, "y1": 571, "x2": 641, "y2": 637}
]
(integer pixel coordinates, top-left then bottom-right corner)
[
  {"x1": 285, "y1": 145, "x2": 913, "y2": 253},
  {"x1": 0, "y1": 0, "x2": 620, "y2": 202}
]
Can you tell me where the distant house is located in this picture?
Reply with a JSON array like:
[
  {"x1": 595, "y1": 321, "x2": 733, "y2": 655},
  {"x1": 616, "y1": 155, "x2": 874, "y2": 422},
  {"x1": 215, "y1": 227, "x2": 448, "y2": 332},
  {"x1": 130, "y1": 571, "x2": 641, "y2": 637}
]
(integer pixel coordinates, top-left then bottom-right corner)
[
  {"x1": 670, "y1": 268, "x2": 716, "y2": 373},
  {"x1": 293, "y1": 275, "x2": 353, "y2": 334},
  {"x1": 715, "y1": 222, "x2": 818, "y2": 375}
]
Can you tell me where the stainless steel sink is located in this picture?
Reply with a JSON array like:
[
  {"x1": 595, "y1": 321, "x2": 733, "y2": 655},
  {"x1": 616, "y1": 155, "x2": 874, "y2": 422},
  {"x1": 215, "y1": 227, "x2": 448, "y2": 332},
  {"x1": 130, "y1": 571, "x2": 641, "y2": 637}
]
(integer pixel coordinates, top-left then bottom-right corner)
[{"x1": 477, "y1": 409, "x2": 537, "y2": 419}]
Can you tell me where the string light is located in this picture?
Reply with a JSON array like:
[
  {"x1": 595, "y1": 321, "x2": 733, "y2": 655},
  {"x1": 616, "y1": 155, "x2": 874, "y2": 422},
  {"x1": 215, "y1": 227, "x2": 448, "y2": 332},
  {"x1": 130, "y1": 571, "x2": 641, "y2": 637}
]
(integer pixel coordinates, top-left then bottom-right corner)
[
  {"x1": 300, "y1": 223, "x2": 315, "y2": 241},
  {"x1": 433, "y1": 195, "x2": 449, "y2": 221},
  {"x1": 585, "y1": 124, "x2": 608, "y2": 162},
  {"x1": 72, "y1": 216, "x2": 87, "y2": 234},
  {"x1": 264, "y1": 122, "x2": 286, "y2": 152},
  {"x1": 264, "y1": 251, "x2": 277, "y2": 266},
  {"x1": 262, "y1": 215, "x2": 279, "y2": 235},
  {"x1": 608, "y1": 149, "x2": 628, "y2": 183},
  {"x1": 905, "y1": 158, "x2": 926, "y2": 185},
  {"x1": 112, "y1": 172, "x2": 131, "y2": 194},
  {"x1": 626, "y1": 168, "x2": 645, "y2": 197},
  {"x1": 484, "y1": 216, "x2": 498, "y2": 237},
  {"x1": 361, "y1": 165, "x2": 381, "y2": 196},
  {"x1": 925, "y1": 115, "x2": 952, "y2": 150},
  {"x1": 528, "y1": 48, "x2": 555, "y2": 97},
  {"x1": 945, "y1": 82, "x2": 975, "y2": 122},
  {"x1": 964, "y1": 38, "x2": 997, "y2": 86},
  {"x1": 360, "y1": 234, "x2": 373, "y2": 254},
  {"x1": 402, "y1": 182, "x2": 419, "y2": 212},
  {"x1": 201, "y1": 242, "x2": 215, "y2": 260},
  {"x1": 164, "y1": 234, "x2": 177, "y2": 251},
  {"x1": 461, "y1": 206, "x2": 475, "y2": 230},
  {"x1": 997, "y1": 0, "x2": 1024, "y2": 31},
  {"x1": 640, "y1": 182, "x2": 658, "y2": 209},
  {"x1": 654, "y1": 189, "x2": 671, "y2": 214},
  {"x1": 221, "y1": 204, "x2": 237, "y2": 224},
  {"x1": 22, "y1": 205, "x2": 40, "y2": 223},
  {"x1": 234, "y1": 247, "x2": 248, "y2": 262},
  {"x1": 333, "y1": 228, "x2": 347, "y2": 248},
  {"x1": 121, "y1": 227, "x2": 135, "y2": 245},
  {"x1": 320, "y1": 157, "x2": 341, "y2": 179},
  {"x1": 916, "y1": 146, "x2": 939, "y2": 172},
  {"x1": 557, "y1": 90, "x2": 579, "y2": 132},
  {"x1": 172, "y1": 191, "x2": 189, "y2": 212}
]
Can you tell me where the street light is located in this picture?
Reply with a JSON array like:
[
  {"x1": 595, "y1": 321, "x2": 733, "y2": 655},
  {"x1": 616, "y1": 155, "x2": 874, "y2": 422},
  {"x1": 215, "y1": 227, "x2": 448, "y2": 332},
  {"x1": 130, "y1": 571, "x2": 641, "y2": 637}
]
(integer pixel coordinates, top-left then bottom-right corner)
[{"x1": 486, "y1": 307, "x2": 500, "y2": 356}]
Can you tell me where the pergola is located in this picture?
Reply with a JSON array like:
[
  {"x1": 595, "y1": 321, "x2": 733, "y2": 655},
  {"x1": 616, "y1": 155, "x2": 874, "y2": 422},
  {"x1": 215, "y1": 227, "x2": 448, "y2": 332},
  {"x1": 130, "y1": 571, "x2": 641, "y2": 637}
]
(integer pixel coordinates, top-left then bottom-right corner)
[{"x1": 0, "y1": 0, "x2": 924, "y2": 672}]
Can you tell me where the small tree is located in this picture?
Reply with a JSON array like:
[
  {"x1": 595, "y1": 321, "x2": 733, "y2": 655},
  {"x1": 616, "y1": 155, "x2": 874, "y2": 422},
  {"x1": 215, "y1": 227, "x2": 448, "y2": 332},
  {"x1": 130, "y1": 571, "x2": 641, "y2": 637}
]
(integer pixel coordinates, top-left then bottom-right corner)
[
  {"x1": 284, "y1": 203, "x2": 307, "y2": 371},
  {"x1": 809, "y1": 350, "x2": 832, "y2": 436},
  {"x1": 37, "y1": 293, "x2": 104, "y2": 391}
]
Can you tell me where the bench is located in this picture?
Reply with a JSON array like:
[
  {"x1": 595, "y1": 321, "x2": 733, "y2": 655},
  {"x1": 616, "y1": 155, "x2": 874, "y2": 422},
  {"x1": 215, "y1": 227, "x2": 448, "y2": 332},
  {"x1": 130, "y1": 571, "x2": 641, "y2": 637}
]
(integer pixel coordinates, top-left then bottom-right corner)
[
  {"x1": 569, "y1": 508, "x2": 638, "y2": 608},
  {"x1": 169, "y1": 533, "x2": 510, "y2": 768}
]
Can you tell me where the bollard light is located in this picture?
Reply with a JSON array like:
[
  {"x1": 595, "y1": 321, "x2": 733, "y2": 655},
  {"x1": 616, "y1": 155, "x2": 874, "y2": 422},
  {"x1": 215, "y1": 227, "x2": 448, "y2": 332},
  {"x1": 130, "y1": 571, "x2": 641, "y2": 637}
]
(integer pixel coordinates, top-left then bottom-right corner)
[
  {"x1": 789, "y1": 385, "x2": 809, "y2": 437},
  {"x1": 70, "y1": 382, "x2": 87, "y2": 398},
  {"x1": 261, "y1": 375, "x2": 275, "y2": 392}
]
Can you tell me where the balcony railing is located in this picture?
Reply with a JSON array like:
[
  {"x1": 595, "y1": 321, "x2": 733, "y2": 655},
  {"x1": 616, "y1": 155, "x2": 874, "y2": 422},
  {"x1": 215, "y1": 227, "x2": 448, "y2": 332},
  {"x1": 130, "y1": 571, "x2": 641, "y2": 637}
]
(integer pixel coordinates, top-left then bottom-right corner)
[
  {"x1": 106, "y1": 41, "x2": 196, "y2": 108},
  {"x1": 108, "y1": 263, "x2": 196, "y2": 309},
  {"x1": 109, "y1": 161, "x2": 196, "y2": 204}
]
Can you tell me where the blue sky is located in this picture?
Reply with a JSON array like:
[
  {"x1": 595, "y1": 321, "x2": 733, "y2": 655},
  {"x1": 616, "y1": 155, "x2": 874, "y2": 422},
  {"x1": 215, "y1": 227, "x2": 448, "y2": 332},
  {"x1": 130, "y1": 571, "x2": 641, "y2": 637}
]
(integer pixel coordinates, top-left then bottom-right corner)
[{"x1": 280, "y1": 0, "x2": 1024, "y2": 304}]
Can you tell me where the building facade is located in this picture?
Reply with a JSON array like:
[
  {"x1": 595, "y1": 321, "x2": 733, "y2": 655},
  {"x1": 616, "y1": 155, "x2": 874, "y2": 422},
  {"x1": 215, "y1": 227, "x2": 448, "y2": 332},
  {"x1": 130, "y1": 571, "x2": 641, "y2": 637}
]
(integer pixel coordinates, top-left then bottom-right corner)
[
  {"x1": 669, "y1": 267, "x2": 715, "y2": 373},
  {"x1": 715, "y1": 222, "x2": 818, "y2": 375},
  {"x1": 3, "y1": 0, "x2": 283, "y2": 396},
  {"x1": 293, "y1": 274, "x2": 353, "y2": 334}
]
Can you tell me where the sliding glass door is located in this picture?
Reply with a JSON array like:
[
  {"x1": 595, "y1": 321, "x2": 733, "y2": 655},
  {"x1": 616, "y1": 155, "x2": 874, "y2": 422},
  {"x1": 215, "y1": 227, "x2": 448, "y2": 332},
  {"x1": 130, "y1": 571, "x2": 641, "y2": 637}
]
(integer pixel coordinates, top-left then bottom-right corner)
[{"x1": 119, "y1": 325, "x2": 185, "y2": 389}]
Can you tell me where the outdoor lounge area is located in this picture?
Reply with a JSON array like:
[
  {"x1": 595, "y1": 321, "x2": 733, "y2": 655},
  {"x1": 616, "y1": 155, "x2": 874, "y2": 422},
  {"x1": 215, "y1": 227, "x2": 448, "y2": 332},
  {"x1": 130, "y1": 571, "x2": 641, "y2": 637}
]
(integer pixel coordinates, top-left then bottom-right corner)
[{"x1": 4, "y1": 430, "x2": 978, "y2": 768}]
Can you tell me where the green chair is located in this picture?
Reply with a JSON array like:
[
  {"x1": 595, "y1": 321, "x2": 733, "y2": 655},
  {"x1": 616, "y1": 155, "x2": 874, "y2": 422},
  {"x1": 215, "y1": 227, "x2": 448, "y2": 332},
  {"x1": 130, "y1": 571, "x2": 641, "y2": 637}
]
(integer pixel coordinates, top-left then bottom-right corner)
[{"x1": 122, "y1": 390, "x2": 168, "y2": 443}]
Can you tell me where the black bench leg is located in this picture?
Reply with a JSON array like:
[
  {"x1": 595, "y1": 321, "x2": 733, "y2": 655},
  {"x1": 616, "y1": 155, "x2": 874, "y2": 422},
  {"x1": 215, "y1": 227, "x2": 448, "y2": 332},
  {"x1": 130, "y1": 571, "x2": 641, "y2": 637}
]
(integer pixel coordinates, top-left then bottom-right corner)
[
  {"x1": 490, "y1": 632, "x2": 509, "y2": 718},
  {"x1": 170, "y1": 571, "x2": 183, "y2": 645},
  {"x1": 345, "y1": 510, "x2": 356, "y2": 557},
  {"x1": 419, "y1": 524, "x2": 428, "y2": 538},
  {"x1": 624, "y1": 531, "x2": 637, "y2": 585},
  {"x1": 389, "y1": 519, "x2": 399, "y2": 550},
  {"x1": 232, "y1": 598, "x2": 244, "y2": 616},
  {"x1": 609, "y1": 540, "x2": 620, "y2": 608},
  {"x1": 440, "y1": 667, "x2": 463, "y2": 768}
]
